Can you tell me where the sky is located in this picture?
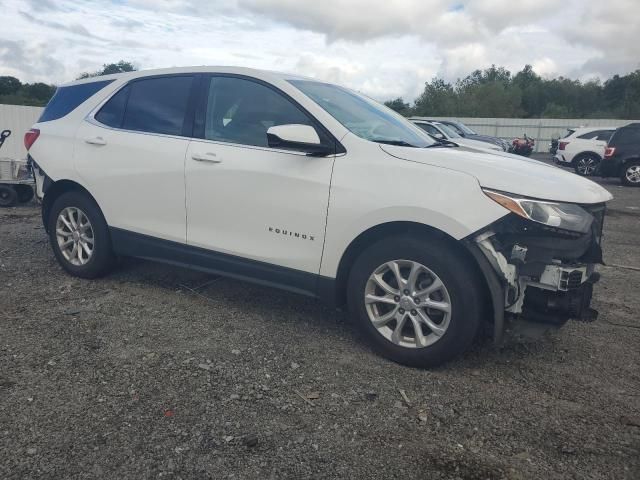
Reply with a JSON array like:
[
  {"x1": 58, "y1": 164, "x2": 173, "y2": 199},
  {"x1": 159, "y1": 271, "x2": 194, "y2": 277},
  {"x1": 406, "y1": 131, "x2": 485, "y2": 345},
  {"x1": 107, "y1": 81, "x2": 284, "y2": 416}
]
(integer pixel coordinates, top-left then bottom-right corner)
[{"x1": 1, "y1": 0, "x2": 638, "y2": 102}]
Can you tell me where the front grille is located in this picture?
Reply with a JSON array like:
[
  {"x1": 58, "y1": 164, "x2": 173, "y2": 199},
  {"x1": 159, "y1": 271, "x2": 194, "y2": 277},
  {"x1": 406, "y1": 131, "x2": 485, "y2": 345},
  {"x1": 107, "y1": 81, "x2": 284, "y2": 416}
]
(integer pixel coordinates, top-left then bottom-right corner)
[{"x1": 561, "y1": 270, "x2": 585, "y2": 290}]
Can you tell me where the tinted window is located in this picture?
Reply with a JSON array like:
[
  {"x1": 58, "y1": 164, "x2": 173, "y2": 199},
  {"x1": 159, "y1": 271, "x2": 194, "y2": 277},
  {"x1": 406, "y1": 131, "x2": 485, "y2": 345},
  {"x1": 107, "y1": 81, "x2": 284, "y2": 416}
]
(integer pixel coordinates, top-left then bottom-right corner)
[
  {"x1": 203, "y1": 77, "x2": 314, "y2": 148},
  {"x1": 290, "y1": 80, "x2": 434, "y2": 148},
  {"x1": 612, "y1": 127, "x2": 640, "y2": 145},
  {"x1": 577, "y1": 131, "x2": 598, "y2": 140},
  {"x1": 39, "y1": 80, "x2": 113, "y2": 122},
  {"x1": 415, "y1": 123, "x2": 440, "y2": 136},
  {"x1": 122, "y1": 76, "x2": 194, "y2": 136},
  {"x1": 596, "y1": 130, "x2": 614, "y2": 141},
  {"x1": 95, "y1": 85, "x2": 130, "y2": 128}
]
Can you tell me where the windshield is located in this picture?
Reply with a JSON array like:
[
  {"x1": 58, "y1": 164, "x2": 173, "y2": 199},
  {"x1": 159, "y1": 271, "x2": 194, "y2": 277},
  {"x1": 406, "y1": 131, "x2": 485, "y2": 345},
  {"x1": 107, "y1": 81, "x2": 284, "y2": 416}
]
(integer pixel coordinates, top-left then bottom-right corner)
[
  {"x1": 453, "y1": 122, "x2": 477, "y2": 135},
  {"x1": 289, "y1": 80, "x2": 435, "y2": 148},
  {"x1": 434, "y1": 122, "x2": 461, "y2": 139}
]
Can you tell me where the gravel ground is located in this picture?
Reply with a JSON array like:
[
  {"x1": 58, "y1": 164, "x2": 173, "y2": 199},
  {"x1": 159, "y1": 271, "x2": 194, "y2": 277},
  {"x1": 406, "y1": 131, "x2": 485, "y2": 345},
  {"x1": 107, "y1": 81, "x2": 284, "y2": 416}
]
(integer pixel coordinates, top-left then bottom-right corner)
[{"x1": 1, "y1": 165, "x2": 639, "y2": 479}]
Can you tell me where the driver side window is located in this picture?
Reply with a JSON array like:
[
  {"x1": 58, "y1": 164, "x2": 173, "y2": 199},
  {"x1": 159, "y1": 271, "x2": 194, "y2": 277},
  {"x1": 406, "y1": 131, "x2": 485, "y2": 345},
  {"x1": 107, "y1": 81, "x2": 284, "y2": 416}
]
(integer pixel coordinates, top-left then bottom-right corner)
[{"x1": 203, "y1": 76, "x2": 315, "y2": 148}]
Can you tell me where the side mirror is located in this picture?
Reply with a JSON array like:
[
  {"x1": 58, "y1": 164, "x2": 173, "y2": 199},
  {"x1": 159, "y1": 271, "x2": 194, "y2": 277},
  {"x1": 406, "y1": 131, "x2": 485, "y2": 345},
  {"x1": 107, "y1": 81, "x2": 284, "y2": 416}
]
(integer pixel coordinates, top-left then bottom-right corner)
[
  {"x1": 433, "y1": 132, "x2": 445, "y2": 139},
  {"x1": 267, "y1": 124, "x2": 332, "y2": 156}
]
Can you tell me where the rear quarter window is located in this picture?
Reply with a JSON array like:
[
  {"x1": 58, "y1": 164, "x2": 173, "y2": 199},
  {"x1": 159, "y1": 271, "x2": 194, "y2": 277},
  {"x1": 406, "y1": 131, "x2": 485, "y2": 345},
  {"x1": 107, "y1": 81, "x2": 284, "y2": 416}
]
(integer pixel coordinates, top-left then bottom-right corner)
[{"x1": 38, "y1": 80, "x2": 113, "y2": 122}]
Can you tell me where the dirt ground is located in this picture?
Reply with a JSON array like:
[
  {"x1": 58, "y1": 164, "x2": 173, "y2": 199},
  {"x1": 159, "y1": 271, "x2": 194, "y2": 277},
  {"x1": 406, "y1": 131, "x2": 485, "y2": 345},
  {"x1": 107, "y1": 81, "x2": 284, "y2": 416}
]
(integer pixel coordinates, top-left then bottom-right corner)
[{"x1": 1, "y1": 166, "x2": 639, "y2": 479}]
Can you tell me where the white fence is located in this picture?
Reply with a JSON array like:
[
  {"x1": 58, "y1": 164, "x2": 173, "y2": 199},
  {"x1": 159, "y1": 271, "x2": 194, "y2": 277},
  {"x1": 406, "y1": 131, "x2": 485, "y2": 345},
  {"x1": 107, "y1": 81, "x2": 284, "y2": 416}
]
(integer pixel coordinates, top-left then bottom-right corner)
[
  {"x1": 1, "y1": 104, "x2": 638, "y2": 156},
  {"x1": 0, "y1": 104, "x2": 43, "y2": 161},
  {"x1": 429, "y1": 117, "x2": 639, "y2": 152}
]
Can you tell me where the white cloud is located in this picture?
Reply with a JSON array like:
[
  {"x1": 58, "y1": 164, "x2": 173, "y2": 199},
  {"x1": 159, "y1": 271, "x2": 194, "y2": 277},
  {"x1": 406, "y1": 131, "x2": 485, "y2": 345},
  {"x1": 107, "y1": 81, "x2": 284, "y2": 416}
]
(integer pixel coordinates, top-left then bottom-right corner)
[{"x1": 0, "y1": 0, "x2": 638, "y2": 102}]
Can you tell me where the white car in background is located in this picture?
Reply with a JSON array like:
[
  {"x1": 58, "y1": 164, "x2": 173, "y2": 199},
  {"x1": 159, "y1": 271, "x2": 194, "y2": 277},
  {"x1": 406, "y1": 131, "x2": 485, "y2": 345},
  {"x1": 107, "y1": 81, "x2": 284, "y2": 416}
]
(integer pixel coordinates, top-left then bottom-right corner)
[
  {"x1": 554, "y1": 127, "x2": 616, "y2": 176},
  {"x1": 411, "y1": 120, "x2": 503, "y2": 151}
]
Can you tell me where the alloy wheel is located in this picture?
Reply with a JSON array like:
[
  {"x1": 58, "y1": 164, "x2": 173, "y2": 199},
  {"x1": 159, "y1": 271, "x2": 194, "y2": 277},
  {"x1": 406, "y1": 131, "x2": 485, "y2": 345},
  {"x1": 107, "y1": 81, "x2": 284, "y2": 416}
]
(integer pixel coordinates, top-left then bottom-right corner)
[
  {"x1": 576, "y1": 156, "x2": 598, "y2": 175},
  {"x1": 364, "y1": 260, "x2": 452, "y2": 348},
  {"x1": 56, "y1": 207, "x2": 95, "y2": 266},
  {"x1": 625, "y1": 165, "x2": 640, "y2": 184}
]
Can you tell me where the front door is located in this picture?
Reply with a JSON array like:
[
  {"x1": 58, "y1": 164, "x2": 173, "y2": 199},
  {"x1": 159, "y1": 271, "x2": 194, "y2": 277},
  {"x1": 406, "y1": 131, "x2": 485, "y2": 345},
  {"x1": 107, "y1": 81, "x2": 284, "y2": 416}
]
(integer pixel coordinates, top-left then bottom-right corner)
[{"x1": 185, "y1": 75, "x2": 335, "y2": 279}]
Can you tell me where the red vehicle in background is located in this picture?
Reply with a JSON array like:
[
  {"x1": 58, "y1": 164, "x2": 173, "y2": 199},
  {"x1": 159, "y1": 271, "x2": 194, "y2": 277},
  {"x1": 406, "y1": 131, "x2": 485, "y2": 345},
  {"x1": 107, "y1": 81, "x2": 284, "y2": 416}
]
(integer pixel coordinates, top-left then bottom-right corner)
[{"x1": 510, "y1": 134, "x2": 535, "y2": 156}]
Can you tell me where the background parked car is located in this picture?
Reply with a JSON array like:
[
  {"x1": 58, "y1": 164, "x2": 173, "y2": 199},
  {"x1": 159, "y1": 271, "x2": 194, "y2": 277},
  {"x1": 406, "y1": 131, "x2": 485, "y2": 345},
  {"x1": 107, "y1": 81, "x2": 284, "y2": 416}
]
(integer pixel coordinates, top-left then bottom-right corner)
[
  {"x1": 600, "y1": 122, "x2": 640, "y2": 187},
  {"x1": 553, "y1": 127, "x2": 615, "y2": 176},
  {"x1": 410, "y1": 120, "x2": 503, "y2": 151},
  {"x1": 410, "y1": 117, "x2": 510, "y2": 151}
]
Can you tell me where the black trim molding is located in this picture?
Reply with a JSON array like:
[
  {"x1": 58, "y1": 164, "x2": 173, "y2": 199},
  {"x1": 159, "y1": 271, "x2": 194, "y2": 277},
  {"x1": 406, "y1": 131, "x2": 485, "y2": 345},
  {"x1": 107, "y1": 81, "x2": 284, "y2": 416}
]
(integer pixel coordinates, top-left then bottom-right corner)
[{"x1": 109, "y1": 227, "x2": 336, "y2": 299}]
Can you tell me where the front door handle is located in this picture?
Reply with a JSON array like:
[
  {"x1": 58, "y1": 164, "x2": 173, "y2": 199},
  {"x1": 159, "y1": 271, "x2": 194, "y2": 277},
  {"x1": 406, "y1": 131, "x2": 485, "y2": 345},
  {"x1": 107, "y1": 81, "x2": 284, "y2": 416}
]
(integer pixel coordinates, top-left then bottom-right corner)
[
  {"x1": 85, "y1": 136, "x2": 107, "y2": 146},
  {"x1": 191, "y1": 152, "x2": 222, "y2": 164}
]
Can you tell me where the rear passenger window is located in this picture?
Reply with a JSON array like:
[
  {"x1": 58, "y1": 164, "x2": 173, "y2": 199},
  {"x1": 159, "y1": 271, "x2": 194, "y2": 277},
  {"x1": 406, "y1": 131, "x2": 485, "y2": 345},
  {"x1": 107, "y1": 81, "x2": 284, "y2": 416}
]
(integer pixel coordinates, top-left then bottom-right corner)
[
  {"x1": 124, "y1": 76, "x2": 193, "y2": 135},
  {"x1": 95, "y1": 85, "x2": 129, "y2": 128},
  {"x1": 596, "y1": 130, "x2": 614, "y2": 141},
  {"x1": 96, "y1": 76, "x2": 194, "y2": 136},
  {"x1": 39, "y1": 80, "x2": 113, "y2": 122},
  {"x1": 577, "y1": 131, "x2": 598, "y2": 140}
]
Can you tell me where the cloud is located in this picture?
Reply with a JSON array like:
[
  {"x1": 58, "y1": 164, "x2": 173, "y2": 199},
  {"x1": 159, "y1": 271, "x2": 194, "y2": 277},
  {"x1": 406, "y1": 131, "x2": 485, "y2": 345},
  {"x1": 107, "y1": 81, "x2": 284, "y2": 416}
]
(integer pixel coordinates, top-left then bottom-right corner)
[{"x1": 0, "y1": 0, "x2": 638, "y2": 102}]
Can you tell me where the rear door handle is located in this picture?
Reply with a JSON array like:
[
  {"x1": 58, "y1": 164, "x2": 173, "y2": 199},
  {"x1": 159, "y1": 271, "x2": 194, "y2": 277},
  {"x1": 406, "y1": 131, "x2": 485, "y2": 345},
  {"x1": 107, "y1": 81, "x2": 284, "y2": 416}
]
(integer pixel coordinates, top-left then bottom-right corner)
[
  {"x1": 191, "y1": 152, "x2": 222, "y2": 164},
  {"x1": 85, "y1": 137, "x2": 107, "y2": 146}
]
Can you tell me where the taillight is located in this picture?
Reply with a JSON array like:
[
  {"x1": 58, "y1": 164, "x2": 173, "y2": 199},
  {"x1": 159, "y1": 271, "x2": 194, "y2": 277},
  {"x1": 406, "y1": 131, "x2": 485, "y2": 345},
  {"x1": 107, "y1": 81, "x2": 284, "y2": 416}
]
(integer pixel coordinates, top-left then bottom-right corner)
[
  {"x1": 604, "y1": 147, "x2": 616, "y2": 158},
  {"x1": 24, "y1": 128, "x2": 40, "y2": 151},
  {"x1": 559, "y1": 141, "x2": 569, "y2": 150}
]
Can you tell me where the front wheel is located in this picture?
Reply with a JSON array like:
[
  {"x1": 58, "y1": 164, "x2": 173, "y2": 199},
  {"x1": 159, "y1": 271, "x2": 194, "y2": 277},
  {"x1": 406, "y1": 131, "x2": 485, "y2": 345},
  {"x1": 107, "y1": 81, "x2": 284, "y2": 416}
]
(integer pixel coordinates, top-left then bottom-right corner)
[
  {"x1": 347, "y1": 235, "x2": 482, "y2": 367},
  {"x1": 621, "y1": 161, "x2": 640, "y2": 187},
  {"x1": 48, "y1": 191, "x2": 116, "y2": 278}
]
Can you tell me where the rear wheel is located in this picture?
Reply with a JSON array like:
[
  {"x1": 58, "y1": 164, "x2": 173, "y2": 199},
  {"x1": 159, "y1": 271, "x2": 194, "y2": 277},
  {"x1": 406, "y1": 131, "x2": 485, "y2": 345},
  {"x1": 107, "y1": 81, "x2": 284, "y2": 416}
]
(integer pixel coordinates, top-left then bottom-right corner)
[
  {"x1": 574, "y1": 153, "x2": 600, "y2": 176},
  {"x1": 347, "y1": 235, "x2": 482, "y2": 367},
  {"x1": 621, "y1": 161, "x2": 640, "y2": 187},
  {"x1": 48, "y1": 191, "x2": 116, "y2": 278},
  {"x1": 0, "y1": 185, "x2": 17, "y2": 207}
]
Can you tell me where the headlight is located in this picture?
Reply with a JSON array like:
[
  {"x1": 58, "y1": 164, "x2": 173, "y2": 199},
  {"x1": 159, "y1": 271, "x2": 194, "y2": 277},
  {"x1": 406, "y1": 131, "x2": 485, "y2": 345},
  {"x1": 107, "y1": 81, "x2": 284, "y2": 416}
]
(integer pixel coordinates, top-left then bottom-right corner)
[{"x1": 483, "y1": 189, "x2": 593, "y2": 233}]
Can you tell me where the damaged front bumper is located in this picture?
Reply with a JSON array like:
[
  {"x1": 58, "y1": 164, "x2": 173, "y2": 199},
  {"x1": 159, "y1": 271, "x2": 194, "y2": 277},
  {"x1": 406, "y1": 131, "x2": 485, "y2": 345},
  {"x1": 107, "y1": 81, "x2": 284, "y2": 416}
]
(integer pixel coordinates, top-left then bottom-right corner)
[{"x1": 467, "y1": 204, "x2": 606, "y2": 342}]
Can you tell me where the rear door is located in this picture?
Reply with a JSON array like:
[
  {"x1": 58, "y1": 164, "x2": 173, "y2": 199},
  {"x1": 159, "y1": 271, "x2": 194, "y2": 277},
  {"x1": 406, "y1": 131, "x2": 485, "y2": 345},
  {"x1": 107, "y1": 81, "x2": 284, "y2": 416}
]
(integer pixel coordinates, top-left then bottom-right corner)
[
  {"x1": 184, "y1": 75, "x2": 336, "y2": 278},
  {"x1": 74, "y1": 75, "x2": 197, "y2": 242}
]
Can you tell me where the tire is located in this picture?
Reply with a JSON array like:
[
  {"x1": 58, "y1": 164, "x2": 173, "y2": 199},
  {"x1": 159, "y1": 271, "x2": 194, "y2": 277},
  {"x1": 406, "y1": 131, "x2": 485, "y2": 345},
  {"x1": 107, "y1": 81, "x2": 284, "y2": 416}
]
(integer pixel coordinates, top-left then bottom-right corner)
[
  {"x1": 347, "y1": 234, "x2": 482, "y2": 367},
  {"x1": 0, "y1": 185, "x2": 18, "y2": 207},
  {"x1": 573, "y1": 153, "x2": 600, "y2": 176},
  {"x1": 15, "y1": 184, "x2": 34, "y2": 203},
  {"x1": 621, "y1": 161, "x2": 640, "y2": 187},
  {"x1": 47, "y1": 191, "x2": 116, "y2": 278}
]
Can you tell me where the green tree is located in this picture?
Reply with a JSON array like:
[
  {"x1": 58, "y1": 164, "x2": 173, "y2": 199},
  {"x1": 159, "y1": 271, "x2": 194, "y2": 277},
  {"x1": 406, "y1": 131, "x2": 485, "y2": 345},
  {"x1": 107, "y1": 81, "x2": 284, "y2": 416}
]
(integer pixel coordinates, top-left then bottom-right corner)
[
  {"x1": 0, "y1": 76, "x2": 22, "y2": 96},
  {"x1": 78, "y1": 60, "x2": 137, "y2": 79},
  {"x1": 384, "y1": 97, "x2": 412, "y2": 116}
]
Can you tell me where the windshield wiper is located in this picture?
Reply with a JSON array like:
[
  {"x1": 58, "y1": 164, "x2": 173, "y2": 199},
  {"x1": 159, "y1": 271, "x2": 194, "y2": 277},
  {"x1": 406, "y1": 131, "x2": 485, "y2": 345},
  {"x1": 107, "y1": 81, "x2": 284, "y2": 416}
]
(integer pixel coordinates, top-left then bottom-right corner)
[
  {"x1": 425, "y1": 138, "x2": 459, "y2": 148},
  {"x1": 370, "y1": 138, "x2": 417, "y2": 147}
]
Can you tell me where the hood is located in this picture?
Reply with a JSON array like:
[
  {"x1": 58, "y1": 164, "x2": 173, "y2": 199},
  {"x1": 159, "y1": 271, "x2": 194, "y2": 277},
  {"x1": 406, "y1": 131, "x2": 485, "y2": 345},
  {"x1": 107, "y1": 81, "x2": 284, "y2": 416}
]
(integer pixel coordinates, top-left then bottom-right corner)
[
  {"x1": 466, "y1": 134, "x2": 503, "y2": 145},
  {"x1": 379, "y1": 144, "x2": 613, "y2": 204},
  {"x1": 456, "y1": 138, "x2": 502, "y2": 151}
]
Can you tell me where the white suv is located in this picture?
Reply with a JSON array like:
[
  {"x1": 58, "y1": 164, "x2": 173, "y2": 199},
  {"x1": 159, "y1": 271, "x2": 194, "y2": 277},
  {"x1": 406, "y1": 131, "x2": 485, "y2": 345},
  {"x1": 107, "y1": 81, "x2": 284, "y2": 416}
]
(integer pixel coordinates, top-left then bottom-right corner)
[
  {"x1": 26, "y1": 67, "x2": 612, "y2": 367},
  {"x1": 554, "y1": 127, "x2": 616, "y2": 176}
]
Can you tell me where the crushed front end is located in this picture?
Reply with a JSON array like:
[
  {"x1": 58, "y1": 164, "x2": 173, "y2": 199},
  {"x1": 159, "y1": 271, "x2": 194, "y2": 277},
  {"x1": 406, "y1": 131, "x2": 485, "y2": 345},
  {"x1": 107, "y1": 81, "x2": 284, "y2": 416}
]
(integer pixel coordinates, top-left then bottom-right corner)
[{"x1": 470, "y1": 190, "x2": 606, "y2": 340}]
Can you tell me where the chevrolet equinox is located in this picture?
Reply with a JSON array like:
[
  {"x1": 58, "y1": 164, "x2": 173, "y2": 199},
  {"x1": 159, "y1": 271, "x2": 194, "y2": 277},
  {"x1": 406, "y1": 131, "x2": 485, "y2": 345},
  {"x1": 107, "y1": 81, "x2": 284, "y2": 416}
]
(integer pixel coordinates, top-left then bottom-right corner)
[{"x1": 26, "y1": 67, "x2": 612, "y2": 366}]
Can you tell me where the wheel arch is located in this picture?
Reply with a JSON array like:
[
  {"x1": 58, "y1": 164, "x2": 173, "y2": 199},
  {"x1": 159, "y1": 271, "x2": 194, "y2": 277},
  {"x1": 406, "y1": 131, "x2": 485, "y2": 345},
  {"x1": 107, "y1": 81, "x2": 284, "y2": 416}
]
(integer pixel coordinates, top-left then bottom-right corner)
[
  {"x1": 42, "y1": 179, "x2": 103, "y2": 232},
  {"x1": 572, "y1": 150, "x2": 602, "y2": 163},
  {"x1": 328, "y1": 221, "x2": 492, "y2": 314}
]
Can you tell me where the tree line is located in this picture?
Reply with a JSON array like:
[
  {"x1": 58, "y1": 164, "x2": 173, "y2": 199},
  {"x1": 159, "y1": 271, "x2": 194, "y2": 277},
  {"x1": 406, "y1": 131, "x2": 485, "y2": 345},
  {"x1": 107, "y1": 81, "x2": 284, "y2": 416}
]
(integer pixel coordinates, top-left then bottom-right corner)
[
  {"x1": 2, "y1": 61, "x2": 639, "y2": 119},
  {"x1": 386, "y1": 65, "x2": 640, "y2": 119},
  {"x1": 0, "y1": 61, "x2": 136, "y2": 107}
]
